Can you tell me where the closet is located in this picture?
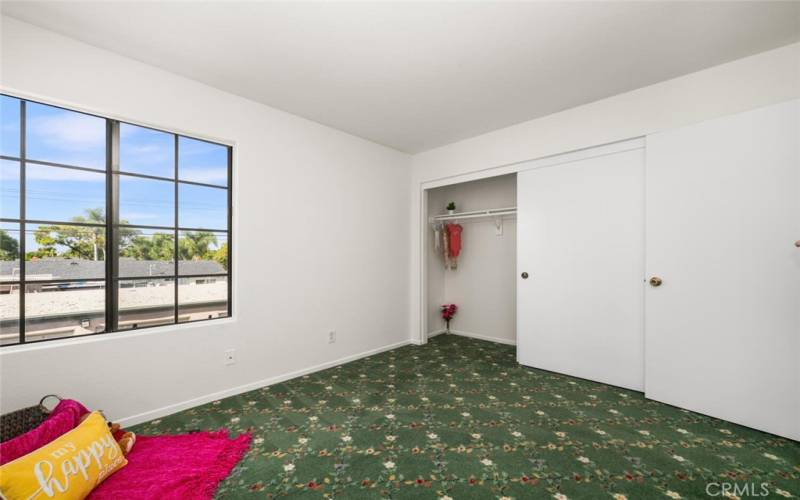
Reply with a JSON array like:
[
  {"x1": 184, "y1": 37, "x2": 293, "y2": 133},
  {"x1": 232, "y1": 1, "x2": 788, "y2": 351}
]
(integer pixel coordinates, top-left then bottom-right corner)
[
  {"x1": 425, "y1": 174, "x2": 517, "y2": 345},
  {"x1": 424, "y1": 99, "x2": 798, "y2": 440}
]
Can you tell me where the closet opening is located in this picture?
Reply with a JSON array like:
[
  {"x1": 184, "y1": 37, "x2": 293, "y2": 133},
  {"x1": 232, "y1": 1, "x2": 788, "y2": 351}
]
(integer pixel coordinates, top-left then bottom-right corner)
[{"x1": 423, "y1": 173, "x2": 517, "y2": 346}]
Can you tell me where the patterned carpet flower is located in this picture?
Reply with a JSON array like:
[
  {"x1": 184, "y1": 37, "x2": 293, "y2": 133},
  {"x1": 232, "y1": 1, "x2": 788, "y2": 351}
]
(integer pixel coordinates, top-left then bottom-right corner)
[{"x1": 131, "y1": 334, "x2": 800, "y2": 498}]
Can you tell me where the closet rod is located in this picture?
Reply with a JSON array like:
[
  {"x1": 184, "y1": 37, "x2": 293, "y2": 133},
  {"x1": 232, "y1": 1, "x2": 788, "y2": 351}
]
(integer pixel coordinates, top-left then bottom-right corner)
[{"x1": 429, "y1": 207, "x2": 517, "y2": 223}]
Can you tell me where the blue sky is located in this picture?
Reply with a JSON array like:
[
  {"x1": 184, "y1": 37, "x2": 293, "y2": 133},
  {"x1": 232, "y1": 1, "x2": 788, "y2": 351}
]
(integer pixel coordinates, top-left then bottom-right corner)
[{"x1": 1, "y1": 95, "x2": 228, "y2": 236}]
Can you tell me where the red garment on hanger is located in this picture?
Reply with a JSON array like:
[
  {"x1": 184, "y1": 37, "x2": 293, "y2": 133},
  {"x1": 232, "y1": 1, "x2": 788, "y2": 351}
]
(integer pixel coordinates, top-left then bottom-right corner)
[{"x1": 446, "y1": 223, "x2": 463, "y2": 257}]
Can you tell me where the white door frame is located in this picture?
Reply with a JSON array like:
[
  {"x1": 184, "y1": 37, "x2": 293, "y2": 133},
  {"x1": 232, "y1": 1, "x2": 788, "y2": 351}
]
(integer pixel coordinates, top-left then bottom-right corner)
[{"x1": 416, "y1": 137, "x2": 644, "y2": 345}]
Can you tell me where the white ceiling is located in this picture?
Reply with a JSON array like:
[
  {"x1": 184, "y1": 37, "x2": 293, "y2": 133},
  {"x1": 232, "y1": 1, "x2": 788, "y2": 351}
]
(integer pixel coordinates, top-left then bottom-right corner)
[{"x1": 3, "y1": 2, "x2": 799, "y2": 153}]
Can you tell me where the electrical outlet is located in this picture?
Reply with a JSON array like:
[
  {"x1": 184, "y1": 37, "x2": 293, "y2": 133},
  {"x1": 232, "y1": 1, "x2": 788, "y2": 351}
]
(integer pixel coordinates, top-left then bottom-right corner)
[
  {"x1": 224, "y1": 349, "x2": 236, "y2": 365},
  {"x1": 328, "y1": 330, "x2": 336, "y2": 344}
]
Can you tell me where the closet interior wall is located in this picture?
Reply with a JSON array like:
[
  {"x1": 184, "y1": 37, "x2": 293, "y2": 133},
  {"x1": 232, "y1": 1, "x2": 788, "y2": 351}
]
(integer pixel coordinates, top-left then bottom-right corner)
[{"x1": 426, "y1": 174, "x2": 517, "y2": 344}]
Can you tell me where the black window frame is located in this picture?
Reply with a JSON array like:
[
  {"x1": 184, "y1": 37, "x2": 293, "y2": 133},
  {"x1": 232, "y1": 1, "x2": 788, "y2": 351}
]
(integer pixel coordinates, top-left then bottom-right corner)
[{"x1": 0, "y1": 94, "x2": 233, "y2": 346}]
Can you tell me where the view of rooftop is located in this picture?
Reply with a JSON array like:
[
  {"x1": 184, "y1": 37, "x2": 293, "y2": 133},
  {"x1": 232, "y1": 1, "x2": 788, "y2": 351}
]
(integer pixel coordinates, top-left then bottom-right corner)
[{"x1": 0, "y1": 257, "x2": 226, "y2": 282}]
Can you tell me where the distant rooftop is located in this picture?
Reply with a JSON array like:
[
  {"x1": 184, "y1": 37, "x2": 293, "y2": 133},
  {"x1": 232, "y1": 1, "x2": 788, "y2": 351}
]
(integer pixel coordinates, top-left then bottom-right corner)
[
  {"x1": 0, "y1": 257, "x2": 225, "y2": 281},
  {"x1": 0, "y1": 279, "x2": 227, "y2": 334}
]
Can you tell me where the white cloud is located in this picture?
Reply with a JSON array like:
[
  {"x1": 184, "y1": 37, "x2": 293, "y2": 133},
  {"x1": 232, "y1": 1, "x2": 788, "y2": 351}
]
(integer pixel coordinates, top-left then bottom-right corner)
[
  {"x1": 26, "y1": 109, "x2": 106, "y2": 169},
  {"x1": 25, "y1": 164, "x2": 105, "y2": 183},
  {"x1": 181, "y1": 168, "x2": 227, "y2": 185},
  {"x1": 28, "y1": 112, "x2": 105, "y2": 151}
]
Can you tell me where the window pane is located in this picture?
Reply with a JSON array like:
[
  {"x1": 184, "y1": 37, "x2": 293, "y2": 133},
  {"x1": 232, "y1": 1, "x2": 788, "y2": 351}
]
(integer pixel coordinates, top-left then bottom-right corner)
[
  {"x1": 25, "y1": 281, "x2": 105, "y2": 342},
  {"x1": 120, "y1": 123, "x2": 174, "y2": 178},
  {"x1": 0, "y1": 286, "x2": 20, "y2": 345},
  {"x1": 179, "y1": 184, "x2": 226, "y2": 230},
  {"x1": 26, "y1": 164, "x2": 106, "y2": 223},
  {"x1": 178, "y1": 230, "x2": 227, "y2": 275},
  {"x1": 118, "y1": 278, "x2": 174, "y2": 330},
  {"x1": 118, "y1": 228, "x2": 174, "y2": 278},
  {"x1": 26, "y1": 102, "x2": 105, "y2": 169},
  {"x1": 178, "y1": 137, "x2": 227, "y2": 186},
  {"x1": 24, "y1": 224, "x2": 105, "y2": 280},
  {"x1": 0, "y1": 160, "x2": 20, "y2": 219},
  {"x1": 1, "y1": 96, "x2": 20, "y2": 158},
  {"x1": 0, "y1": 99, "x2": 234, "y2": 346},
  {"x1": 0, "y1": 222, "x2": 20, "y2": 281},
  {"x1": 178, "y1": 275, "x2": 227, "y2": 322},
  {"x1": 118, "y1": 175, "x2": 174, "y2": 227}
]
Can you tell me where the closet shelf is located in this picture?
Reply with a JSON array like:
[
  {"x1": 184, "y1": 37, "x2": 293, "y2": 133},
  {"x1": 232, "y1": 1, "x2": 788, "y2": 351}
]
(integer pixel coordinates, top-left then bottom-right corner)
[
  {"x1": 429, "y1": 207, "x2": 516, "y2": 236},
  {"x1": 429, "y1": 206, "x2": 517, "y2": 223}
]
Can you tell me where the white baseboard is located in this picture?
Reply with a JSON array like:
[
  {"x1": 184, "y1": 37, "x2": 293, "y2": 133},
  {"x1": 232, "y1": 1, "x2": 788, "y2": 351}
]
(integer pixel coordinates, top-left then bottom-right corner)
[
  {"x1": 439, "y1": 329, "x2": 517, "y2": 346},
  {"x1": 118, "y1": 339, "x2": 411, "y2": 427},
  {"x1": 427, "y1": 329, "x2": 446, "y2": 339}
]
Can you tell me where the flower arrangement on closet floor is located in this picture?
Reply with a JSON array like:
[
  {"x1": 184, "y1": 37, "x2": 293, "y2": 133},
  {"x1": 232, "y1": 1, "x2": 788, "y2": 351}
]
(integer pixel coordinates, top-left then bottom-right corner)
[{"x1": 441, "y1": 303, "x2": 458, "y2": 332}]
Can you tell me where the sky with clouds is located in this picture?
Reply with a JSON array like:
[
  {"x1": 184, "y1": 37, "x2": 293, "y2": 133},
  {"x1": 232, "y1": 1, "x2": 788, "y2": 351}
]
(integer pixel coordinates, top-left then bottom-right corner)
[{"x1": 1, "y1": 95, "x2": 229, "y2": 254}]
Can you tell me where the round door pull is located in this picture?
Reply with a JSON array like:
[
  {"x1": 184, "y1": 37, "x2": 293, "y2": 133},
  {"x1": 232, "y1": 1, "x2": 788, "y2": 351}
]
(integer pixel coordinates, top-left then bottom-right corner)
[
  {"x1": 649, "y1": 276, "x2": 663, "y2": 287},
  {"x1": 521, "y1": 272, "x2": 529, "y2": 279}
]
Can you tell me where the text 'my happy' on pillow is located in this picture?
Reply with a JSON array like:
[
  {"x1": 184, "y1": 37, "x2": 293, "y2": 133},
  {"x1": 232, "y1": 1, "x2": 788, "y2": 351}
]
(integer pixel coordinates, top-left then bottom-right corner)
[{"x1": 0, "y1": 412, "x2": 127, "y2": 500}]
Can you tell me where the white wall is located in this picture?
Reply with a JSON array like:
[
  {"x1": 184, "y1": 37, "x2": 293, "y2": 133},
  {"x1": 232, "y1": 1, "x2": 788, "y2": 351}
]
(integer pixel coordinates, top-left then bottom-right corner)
[
  {"x1": 409, "y1": 42, "x2": 800, "y2": 343},
  {"x1": 426, "y1": 175, "x2": 516, "y2": 344},
  {"x1": 0, "y1": 17, "x2": 411, "y2": 424}
]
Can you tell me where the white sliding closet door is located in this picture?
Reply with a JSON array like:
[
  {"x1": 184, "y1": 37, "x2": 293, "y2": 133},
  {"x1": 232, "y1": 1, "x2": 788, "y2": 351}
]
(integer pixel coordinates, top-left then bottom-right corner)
[
  {"x1": 517, "y1": 145, "x2": 645, "y2": 390},
  {"x1": 645, "y1": 100, "x2": 800, "y2": 440}
]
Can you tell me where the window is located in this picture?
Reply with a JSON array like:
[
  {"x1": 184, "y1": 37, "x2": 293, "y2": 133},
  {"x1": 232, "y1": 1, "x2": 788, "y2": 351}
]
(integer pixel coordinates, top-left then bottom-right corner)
[{"x1": 0, "y1": 95, "x2": 232, "y2": 346}]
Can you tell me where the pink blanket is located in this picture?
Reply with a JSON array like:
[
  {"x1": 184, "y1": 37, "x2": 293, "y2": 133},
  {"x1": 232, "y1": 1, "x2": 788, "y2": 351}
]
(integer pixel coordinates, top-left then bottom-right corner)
[
  {"x1": 89, "y1": 430, "x2": 251, "y2": 500},
  {"x1": 1, "y1": 399, "x2": 250, "y2": 499},
  {"x1": 0, "y1": 399, "x2": 89, "y2": 465}
]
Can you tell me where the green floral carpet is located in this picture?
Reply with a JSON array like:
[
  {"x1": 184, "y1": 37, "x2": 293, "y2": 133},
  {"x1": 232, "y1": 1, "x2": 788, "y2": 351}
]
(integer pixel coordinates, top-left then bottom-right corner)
[{"x1": 131, "y1": 334, "x2": 799, "y2": 499}]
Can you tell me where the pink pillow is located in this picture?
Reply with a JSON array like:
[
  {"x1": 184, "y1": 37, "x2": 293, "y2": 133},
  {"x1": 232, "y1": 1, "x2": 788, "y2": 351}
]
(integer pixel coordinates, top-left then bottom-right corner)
[{"x1": 0, "y1": 399, "x2": 90, "y2": 465}]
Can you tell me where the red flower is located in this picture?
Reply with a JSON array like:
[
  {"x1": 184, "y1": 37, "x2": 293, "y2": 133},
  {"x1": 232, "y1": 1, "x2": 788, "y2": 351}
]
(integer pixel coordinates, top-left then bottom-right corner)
[
  {"x1": 469, "y1": 478, "x2": 477, "y2": 485},
  {"x1": 416, "y1": 478, "x2": 424, "y2": 484},
  {"x1": 521, "y1": 476, "x2": 529, "y2": 483},
  {"x1": 307, "y1": 481, "x2": 317, "y2": 489},
  {"x1": 440, "y1": 304, "x2": 458, "y2": 321}
]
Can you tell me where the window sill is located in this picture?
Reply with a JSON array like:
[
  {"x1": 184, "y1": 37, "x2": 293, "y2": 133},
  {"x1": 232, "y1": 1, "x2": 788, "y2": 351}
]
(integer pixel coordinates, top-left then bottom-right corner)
[{"x1": 0, "y1": 316, "x2": 236, "y2": 354}]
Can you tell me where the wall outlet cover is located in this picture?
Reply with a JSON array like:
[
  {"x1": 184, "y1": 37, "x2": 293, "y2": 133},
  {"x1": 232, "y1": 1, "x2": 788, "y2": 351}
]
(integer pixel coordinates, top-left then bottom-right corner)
[{"x1": 224, "y1": 349, "x2": 236, "y2": 365}]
